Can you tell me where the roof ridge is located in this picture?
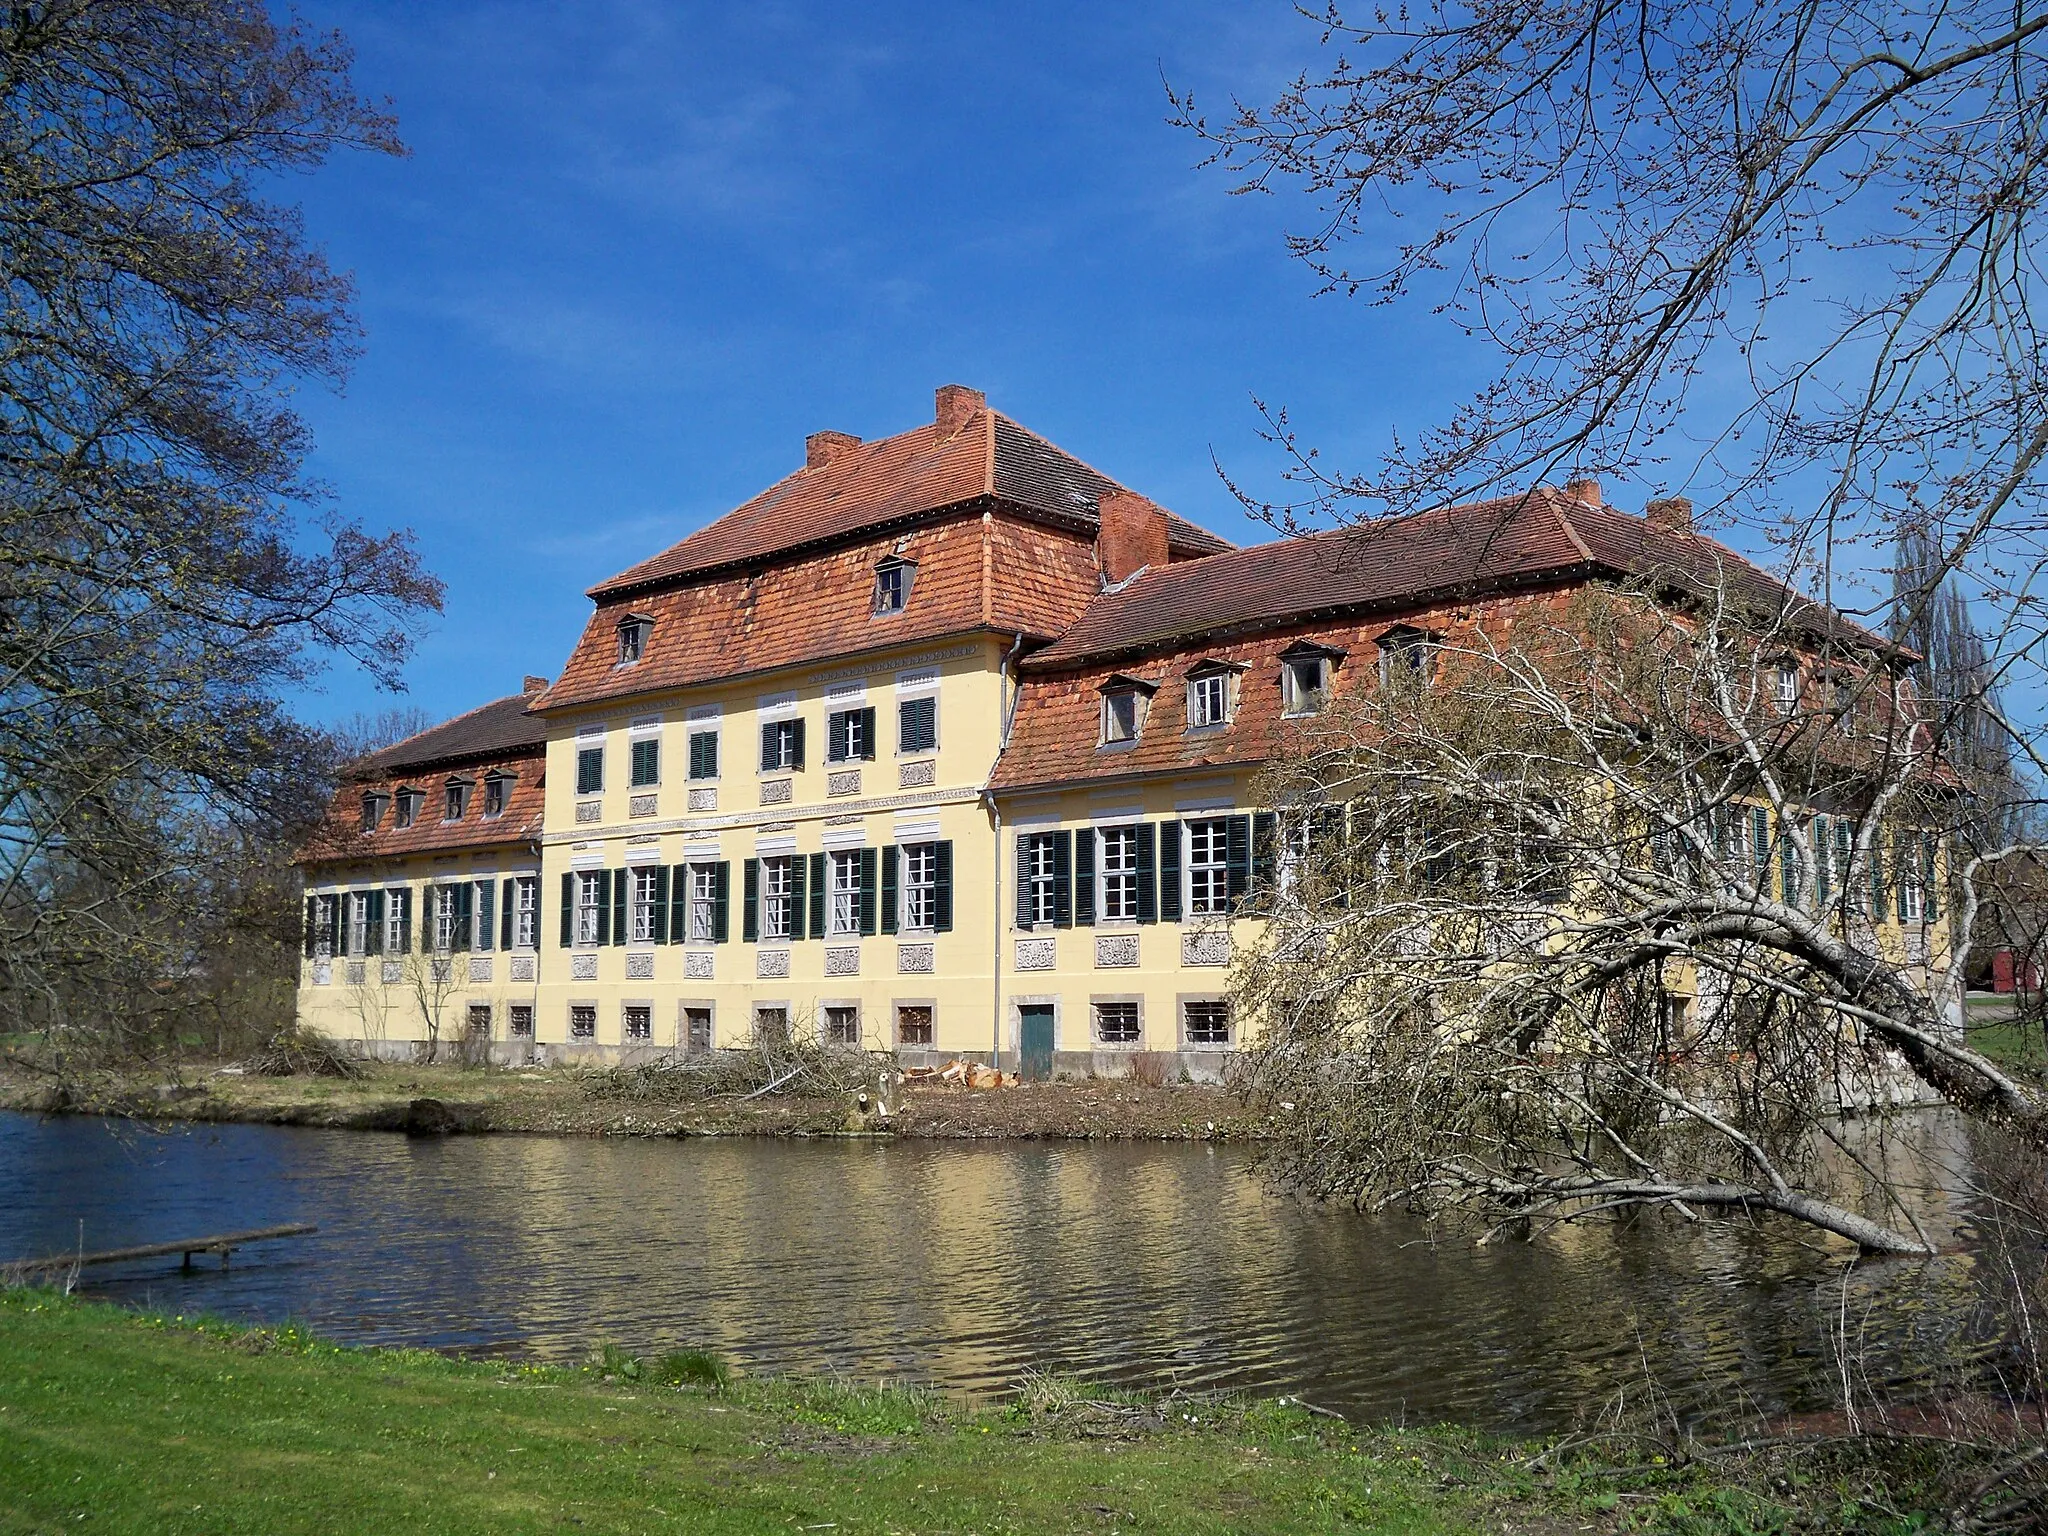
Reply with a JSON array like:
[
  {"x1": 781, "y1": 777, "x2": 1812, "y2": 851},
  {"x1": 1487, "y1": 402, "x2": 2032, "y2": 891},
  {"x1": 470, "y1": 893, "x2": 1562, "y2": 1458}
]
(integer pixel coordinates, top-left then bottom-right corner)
[{"x1": 365, "y1": 692, "x2": 545, "y2": 774}]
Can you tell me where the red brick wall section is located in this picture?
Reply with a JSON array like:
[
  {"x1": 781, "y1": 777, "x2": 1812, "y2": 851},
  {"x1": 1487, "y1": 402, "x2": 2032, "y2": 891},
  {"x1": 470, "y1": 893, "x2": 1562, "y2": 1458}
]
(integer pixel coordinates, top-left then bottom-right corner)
[{"x1": 1097, "y1": 491, "x2": 1169, "y2": 584}]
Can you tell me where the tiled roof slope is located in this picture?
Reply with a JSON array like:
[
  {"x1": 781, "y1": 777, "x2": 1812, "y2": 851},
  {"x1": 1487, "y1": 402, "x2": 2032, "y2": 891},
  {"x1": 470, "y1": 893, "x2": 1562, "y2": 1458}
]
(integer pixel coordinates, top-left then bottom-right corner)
[
  {"x1": 301, "y1": 747, "x2": 546, "y2": 865},
  {"x1": 1025, "y1": 489, "x2": 1880, "y2": 671},
  {"x1": 357, "y1": 692, "x2": 549, "y2": 775},
  {"x1": 537, "y1": 514, "x2": 1092, "y2": 713},
  {"x1": 589, "y1": 406, "x2": 1230, "y2": 599}
]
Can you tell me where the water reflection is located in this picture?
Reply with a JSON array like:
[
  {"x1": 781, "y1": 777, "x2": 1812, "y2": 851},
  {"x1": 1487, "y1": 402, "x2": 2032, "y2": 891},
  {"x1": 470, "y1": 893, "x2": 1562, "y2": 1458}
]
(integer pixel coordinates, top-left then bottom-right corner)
[{"x1": 0, "y1": 1111, "x2": 1990, "y2": 1431}]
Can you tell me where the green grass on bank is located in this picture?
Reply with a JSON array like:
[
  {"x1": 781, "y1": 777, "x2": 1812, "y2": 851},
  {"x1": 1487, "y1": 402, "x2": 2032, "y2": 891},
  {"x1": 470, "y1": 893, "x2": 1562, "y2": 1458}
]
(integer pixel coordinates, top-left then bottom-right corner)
[{"x1": 0, "y1": 1289, "x2": 1986, "y2": 1535}]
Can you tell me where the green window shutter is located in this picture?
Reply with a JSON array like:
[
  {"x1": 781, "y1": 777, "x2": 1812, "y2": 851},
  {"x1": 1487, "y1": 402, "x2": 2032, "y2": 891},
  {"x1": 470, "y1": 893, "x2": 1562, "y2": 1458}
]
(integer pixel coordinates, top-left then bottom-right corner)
[
  {"x1": 560, "y1": 873, "x2": 575, "y2": 947},
  {"x1": 880, "y1": 846, "x2": 899, "y2": 935},
  {"x1": 595, "y1": 874, "x2": 611, "y2": 946},
  {"x1": 501, "y1": 879, "x2": 515, "y2": 950},
  {"x1": 610, "y1": 869, "x2": 628, "y2": 946},
  {"x1": 303, "y1": 896, "x2": 318, "y2": 958},
  {"x1": 1226, "y1": 815, "x2": 1252, "y2": 910},
  {"x1": 742, "y1": 860, "x2": 760, "y2": 943},
  {"x1": 827, "y1": 712, "x2": 845, "y2": 762},
  {"x1": 1870, "y1": 836, "x2": 1886, "y2": 920},
  {"x1": 1251, "y1": 812, "x2": 1277, "y2": 901},
  {"x1": 456, "y1": 883, "x2": 474, "y2": 953},
  {"x1": 759, "y1": 723, "x2": 777, "y2": 772},
  {"x1": 1074, "y1": 828, "x2": 1095, "y2": 926},
  {"x1": 859, "y1": 706, "x2": 877, "y2": 761},
  {"x1": 805, "y1": 852, "x2": 825, "y2": 939},
  {"x1": 1897, "y1": 834, "x2": 1911, "y2": 922},
  {"x1": 933, "y1": 841, "x2": 953, "y2": 932},
  {"x1": 1812, "y1": 817, "x2": 1830, "y2": 906},
  {"x1": 1051, "y1": 830, "x2": 1072, "y2": 927},
  {"x1": 577, "y1": 748, "x2": 602, "y2": 795},
  {"x1": 367, "y1": 890, "x2": 385, "y2": 956},
  {"x1": 858, "y1": 847, "x2": 878, "y2": 936},
  {"x1": 791, "y1": 718, "x2": 806, "y2": 770},
  {"x1": 1780, "y1": 824, "x2": 1797, "y2": 905},
  {"x1": 667, "y1": 864, "x2": 688, "y2": 944},
  {"x1": 476, "y1": 880, "x2": 495, "y2": 952},
  {"x1": 1159, "y1": 821, "x2": 1183, "y2": 921},
  {"x1": 326, "y1": 896, "x2": 342, "y2": 957},
  {"x1": 713, "y1": 862, "x2": 731, "y2": 943},
  {"x1": 1318, "y1": 805, "x2": 1349, "y2": 907},
  {"x1": 630, "y1": 738, "x2": 659, "y2": 787},
  {"x1": 1135, "y1": 823, "x2": 1157, "y2": 924},
  {"x1": 1015, "y1": 833, "x2": 1035, "y2": 927},
  {"x1": 1833, "y1": 820, "x2": 1852, "y2": 912},
  {"x1": 652, "y1": 865, "x2": 671, "y2": 944},
  {"x1": 1751, "y1": 807, "x2": 1770, "y2": 887},
  {"x1": 899, "y1": 696, "x2": 936, "y2": 753},
  {"x1": 1923, "y1": 834, "x2": 1940, "y2": 923}
]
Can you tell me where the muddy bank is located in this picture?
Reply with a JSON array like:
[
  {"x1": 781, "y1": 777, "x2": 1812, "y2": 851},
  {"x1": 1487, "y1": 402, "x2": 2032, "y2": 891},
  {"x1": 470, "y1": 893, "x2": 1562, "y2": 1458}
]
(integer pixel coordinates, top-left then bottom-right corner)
[{"x1": 0, "y1": 1061, "x2": 1264, "y2": 1141}]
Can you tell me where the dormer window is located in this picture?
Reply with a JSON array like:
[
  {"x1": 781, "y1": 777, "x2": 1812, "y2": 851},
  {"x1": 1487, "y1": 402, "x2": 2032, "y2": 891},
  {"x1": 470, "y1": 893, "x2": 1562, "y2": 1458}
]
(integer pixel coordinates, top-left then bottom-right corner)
[
  {"x1": 616, "y1": 613, "x2": 653, "y2": 665},
  {"x1": 444, "y1": 777, "x2": 472, "y2": 821},
  {"x1": 1186, "y1": 661, "x2": 1243, "y2": 730},
  {"x1": 483, "y1": 772, "x2": 510, "y2": 818},
  {"x1": 1377, "y1": 625, "x2": 1437, "y2": 685},
  {"x1": 1773, "y1": 661, "x2": 1800, "y2": 715},
  {"x1": 1279, "y1": 641, "x2": 1346, "y2": 716},
  {"x1": 394, "y1": 787, "x2": 421, "y2": 829},
  {"x1": 1098, "y1": 674, "x2": 1157, "y2": 745},
  {"x1": 873, "y1": 557, "x2": 915, "y2": 615},
  {"x1": 359, "y1": 792, "x2": 386, "y2": 832}
]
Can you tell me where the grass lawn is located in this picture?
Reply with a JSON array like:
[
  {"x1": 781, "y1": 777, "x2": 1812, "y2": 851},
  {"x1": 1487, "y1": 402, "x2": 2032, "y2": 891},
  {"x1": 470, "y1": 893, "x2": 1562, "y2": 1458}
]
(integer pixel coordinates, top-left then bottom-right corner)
[{"x1": 0, "y1": 1288, "x2": 2000, "y2": 1534}]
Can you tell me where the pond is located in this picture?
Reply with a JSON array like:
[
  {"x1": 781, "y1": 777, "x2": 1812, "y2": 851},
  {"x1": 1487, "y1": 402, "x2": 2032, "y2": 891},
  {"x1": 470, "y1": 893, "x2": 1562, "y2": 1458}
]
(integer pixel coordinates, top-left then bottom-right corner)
[{"x1": 0, "y1": 1110, "x2": 1988, "y2": 1432}]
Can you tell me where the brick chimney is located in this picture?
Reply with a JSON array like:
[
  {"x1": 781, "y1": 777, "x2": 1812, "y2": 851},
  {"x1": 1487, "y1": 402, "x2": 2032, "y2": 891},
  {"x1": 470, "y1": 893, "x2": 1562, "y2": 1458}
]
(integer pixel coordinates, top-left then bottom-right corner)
[
  {"x1": 1097, "y1": 490, "x2": 1169, "y2": 585},
  {"x1": 805, "y1": 430, "x2": 862, "y2": 468},
  {"x1": 934, "y1": 383, "x2": 985, "y2": 436},
  {"x1": 1644, "y1": 495, "x2": 1695, "y2": 533},
  {"x1": 1564, "y1": 477, "x2": 1602, "y2": 507},
  {"x1": 522, "y1": 675, "x2": 550, "y2": 695}
]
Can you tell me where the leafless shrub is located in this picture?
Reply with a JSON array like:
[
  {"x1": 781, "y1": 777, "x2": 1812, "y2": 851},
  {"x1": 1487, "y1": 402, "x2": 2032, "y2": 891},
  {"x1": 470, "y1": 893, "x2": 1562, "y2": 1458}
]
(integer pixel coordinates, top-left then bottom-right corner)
[
  {"x1": 242, "y1": 1026, "x2": 364, "y2": 1080},
  {"x1": 1126, "y1": 1051, "x2": 1174, "y2": 1088}
]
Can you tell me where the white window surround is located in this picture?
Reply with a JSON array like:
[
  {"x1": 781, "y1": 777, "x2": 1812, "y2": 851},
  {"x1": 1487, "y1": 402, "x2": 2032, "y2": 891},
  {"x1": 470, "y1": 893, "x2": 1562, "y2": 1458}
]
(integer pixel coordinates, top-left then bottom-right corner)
[
  {"x1": 828, "y1": 851, "x2": 861, "y2": 936},
  {"x1": 757, "y1": 690, "x2": 798, "y2": 719},
  {"x1": 895, "y1": 667, "x2": 940, "y2": 694},
  {"x1": 902, "y1": 842, "x2": 940, "y2": 931},
  {"x1": 1187, "y1": 672, "x2": 1232, "y2": 729},
  {"x1": 755, "y1": 833, "x2": 798, "y2": 855},
  {"x1": 686, "y1": 702, "x2": 722, "y2": 722},
  {"x1": 627, "y1": 715, "x2": 662, "y2": 738},
  {"x1": 824, "y1": 679, "x2": 868, "y2": 704},
  {"x1": 820, "y1": 824, "x2": 868, "y2": 850}
]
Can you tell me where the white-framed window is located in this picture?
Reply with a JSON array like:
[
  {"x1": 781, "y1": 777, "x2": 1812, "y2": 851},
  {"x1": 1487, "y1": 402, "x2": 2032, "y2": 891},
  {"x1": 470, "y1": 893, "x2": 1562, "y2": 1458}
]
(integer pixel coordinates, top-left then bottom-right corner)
[
  {"x1": 903, "y1": 842, "x2": 940, "y2": 931},
  {"x1": 1378, "y1": 626, "x2": 1436, "y2": 685},
  {"x1": 829, "y1": 850, "x2": 861, "y2": 936},
  {"x1": 383, "y1": 889, "x2": 407, "y2": 953},
  {"x1": 483, "y1": 775, "x2": 509, "y2": 818},
  {"x1": 575, "y1": 871, "x2": 606, "y2": 946},
  {"x1": 576, "y1": 746, "x2": 604, "y2": 795},
  {"x1": 444, "y1": 780, "x2": 469, "y2": 821},
  {"x1": 1183, "y1": 999, "x2": 1232, "y2": 1047},
  {"x1": 1774, "y1": 663, "x2": 1800, "y2": 715},
  {"x1": 433, "y1": 885, "x2": 458, "y2": 952},
  {"x1": 1282, "y1": 656, "x2": 1328, "y2": 715},
  {"x1": 346, "y1": 893, "x2": 370, "y2": 956},
  {"x1": 1187, "y1": 817, "x2": 1231, "y2": 916},
  {"x1": 761, "y1": 718, "x2": 802, "y2": 771},
  {"x1": 395, "y1": 789, "x2": 420, "y2": 829},
  {"x1": 824, "y1": 1004, "x2": 860, "y2": 1044},
  {"x1": 1100, "y1": 826, "x2": 1139, "y2": 920},
  {"x1": 827, "y1": 707, "x2": 872, "y2": 762},
  {"x1": 617, "y1": 616, "x2": 650, "y2": 664},
  {"x1": 762, "y1": 856, "x2": 795, "y2": 941},
  {"x1": 513, "y1": 877, "x2": 538, "y2": 949},
  {"x1": 1095, "y1": 1001, "x2": 1140, "y2": 1044},
  {"x1": 1102, "y1": 688, "x2": 1142, "y2": 744},
  {"x1": 1188, "y1": 672, "x2": 1231, "y2": 728},
  {"x1": 623, "y1": 1004, "x2": 652, "y2": 1041},
  {"x1": 310, "y1": 893, "x2": 337, "y2": 959},
  {"x1": 630, "y1": 866, "x2": 660, "y2": 944},
  {"x1": 569, "y1": 1005, "x2": 597, "y2": 1039},
  {"x1": 360, "y1": 794, "x2": 382, "y2": 831},
  {"x1": 873, "y1": 559, "x2": 913, "y2": 614},
  {"x1": 1023, "y1": 833, "x2": 1057, "y2": 926},
  {"x1": 688, "y1": 863, "x2": 718, "y2": 942}
]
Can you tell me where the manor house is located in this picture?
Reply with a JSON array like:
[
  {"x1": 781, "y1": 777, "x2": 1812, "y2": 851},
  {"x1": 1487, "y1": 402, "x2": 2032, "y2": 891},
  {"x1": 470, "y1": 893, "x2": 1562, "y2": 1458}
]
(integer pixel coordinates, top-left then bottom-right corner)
[{"x1": 295, "y1": 385, "x2": 1947, "y2": 1073}]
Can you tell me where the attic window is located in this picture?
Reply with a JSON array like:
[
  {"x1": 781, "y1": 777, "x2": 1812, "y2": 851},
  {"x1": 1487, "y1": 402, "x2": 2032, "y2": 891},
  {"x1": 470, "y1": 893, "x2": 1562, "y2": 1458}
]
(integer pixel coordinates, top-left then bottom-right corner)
[
  {"x1": 1185, "y1": 660, "x2": 1244, "y2": 730},
  {"x1": 616, "y1": 613, "x2": 653, "y2": 665},
  {"x1": 873, "y1": 557, "x2": 915, "y2": 616},
  {"x1": 359, "y1": 792, "x2": 386, "y2": 832},
  {"x1": 1377, "y1": 626, "x2": 1437, "y2": 685},
  {"x1": 444, "y1": 777, "x2": 473, "y2": 822},
  {"x1": 1279, "y1": 641, "x2": 1346, "y2": 717},
  {"x1": 394, "y1": 787, "x2": 421, "y2": 829},
  {"x1": 1773, "y1": 661, "x2": 1800, "y2": 715},
  {"x1": 1098, "y1": 674, "x2": 1157, "y2": 746},
  {"x1": 483, "y1": 772, "x2": 511, "y2": 818}
]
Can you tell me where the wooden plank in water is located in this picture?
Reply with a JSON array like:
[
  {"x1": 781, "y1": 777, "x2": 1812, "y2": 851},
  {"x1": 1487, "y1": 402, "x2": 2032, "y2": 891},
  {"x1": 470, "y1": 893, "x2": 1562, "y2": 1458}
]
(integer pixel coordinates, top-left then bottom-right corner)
[{"x1": 4, "y1": 1223, "x2": 317, "y2": 1274}]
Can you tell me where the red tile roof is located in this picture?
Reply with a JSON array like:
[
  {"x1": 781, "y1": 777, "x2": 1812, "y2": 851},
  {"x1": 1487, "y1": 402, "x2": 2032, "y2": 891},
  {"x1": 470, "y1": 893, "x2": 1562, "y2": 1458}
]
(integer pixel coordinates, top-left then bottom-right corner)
[
  {"x1": 1024, "y1": 489, "x2": 1884, "y2": 671},
  {"x1": 301, "y1": 748, "x2": 546, "y2": 866},
  {"x1": 589, "y1": 404, "x2": 1230, "y2": 599},
  {"x1": 358, "y1": 691, "x2": 549, "y2": 775}
]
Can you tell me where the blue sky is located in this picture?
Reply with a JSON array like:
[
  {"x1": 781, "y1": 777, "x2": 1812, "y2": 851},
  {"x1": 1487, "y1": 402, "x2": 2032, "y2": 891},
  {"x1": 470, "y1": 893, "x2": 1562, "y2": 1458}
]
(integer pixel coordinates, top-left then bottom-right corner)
[{"x1": 286, "y1": 0, "x2": 1511, "y2": 728}]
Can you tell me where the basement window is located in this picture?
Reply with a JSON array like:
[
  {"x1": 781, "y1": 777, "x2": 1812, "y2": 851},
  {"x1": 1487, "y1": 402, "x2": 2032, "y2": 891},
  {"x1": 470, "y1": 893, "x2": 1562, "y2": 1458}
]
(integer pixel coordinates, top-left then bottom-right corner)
[{"x1": 1095, "y1": 1001, "x2": 1140, "y2": 1045}]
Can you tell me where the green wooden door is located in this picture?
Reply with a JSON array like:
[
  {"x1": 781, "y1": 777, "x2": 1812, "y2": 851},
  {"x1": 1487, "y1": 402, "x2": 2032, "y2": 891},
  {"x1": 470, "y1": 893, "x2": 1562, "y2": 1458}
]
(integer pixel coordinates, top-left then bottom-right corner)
[{"x1": 1018, "y1": 1004, "x2": 1055, "y2": 1082}]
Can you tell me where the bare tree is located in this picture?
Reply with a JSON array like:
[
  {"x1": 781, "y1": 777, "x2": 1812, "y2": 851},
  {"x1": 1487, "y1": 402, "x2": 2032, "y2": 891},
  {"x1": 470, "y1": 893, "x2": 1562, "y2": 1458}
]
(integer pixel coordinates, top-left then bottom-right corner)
[
  {"x1": 0, "y1": 3, "x2": 442, "y2": 1060},
  {"x1": 1235, "y1": 569, "x2": 2048, "y2": 1255}
]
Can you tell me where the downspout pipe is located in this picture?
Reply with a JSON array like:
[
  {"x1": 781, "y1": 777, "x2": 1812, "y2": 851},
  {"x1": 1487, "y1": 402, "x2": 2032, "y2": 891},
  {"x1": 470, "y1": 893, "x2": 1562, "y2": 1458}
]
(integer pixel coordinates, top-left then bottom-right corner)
[{"x1": 981, "y1": 632, "x2": 1029, "y2": 1072}]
